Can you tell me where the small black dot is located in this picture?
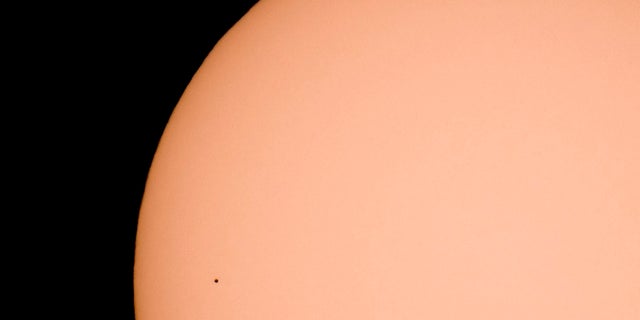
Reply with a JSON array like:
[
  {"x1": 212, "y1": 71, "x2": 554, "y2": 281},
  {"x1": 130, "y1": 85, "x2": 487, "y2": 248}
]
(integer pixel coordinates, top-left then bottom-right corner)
[{"x1": 214, "y1": 279, "x2": 219, "y2": 283}]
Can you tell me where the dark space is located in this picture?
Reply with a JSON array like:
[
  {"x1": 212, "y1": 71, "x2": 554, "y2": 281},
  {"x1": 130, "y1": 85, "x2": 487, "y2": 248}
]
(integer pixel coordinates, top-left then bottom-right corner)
[{"x1": 33, "y1": 2, "x2": 261, "y2": 319}]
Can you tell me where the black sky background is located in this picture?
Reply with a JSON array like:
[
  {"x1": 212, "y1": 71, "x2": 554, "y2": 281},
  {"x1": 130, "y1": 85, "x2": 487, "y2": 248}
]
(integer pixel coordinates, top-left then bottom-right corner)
[{"x1": 26, "y1": 2, "x2": 261, "y2": 319}]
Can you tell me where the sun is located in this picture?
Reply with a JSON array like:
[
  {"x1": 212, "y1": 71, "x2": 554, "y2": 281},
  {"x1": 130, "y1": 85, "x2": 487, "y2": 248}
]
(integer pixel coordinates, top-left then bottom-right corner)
[{"x1": 134, "y1": 1, "x2": 640, "y2": 319}]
